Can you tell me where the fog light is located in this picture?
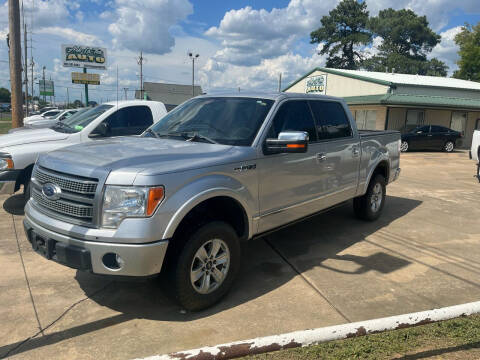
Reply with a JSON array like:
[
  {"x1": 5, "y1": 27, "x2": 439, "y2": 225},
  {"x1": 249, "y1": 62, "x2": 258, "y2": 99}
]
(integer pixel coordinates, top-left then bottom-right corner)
[{"x1": 102, "y1": 252, "x2": 124, "y2": 270}]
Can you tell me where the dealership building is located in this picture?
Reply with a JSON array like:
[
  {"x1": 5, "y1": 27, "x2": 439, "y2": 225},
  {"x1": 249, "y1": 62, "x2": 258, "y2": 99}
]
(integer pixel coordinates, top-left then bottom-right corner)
[{"x1": 283, "y1": 68, "x2": 480, "y2": 148}]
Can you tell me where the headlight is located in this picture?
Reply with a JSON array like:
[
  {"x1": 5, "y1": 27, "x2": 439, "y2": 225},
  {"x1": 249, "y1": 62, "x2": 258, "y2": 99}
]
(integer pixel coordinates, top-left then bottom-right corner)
[
  {"x1": 102, "y1": 185, "x2": 164, "y2": 228},
  {"x1": 0, "y1": 158, "x2": 14, "y2": 170}
]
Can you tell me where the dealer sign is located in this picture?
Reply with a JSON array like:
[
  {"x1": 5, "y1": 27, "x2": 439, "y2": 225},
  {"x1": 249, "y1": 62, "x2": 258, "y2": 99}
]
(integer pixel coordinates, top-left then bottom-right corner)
[
  {"x1": 62, "y1": 45, "x2": 107, "y2": 70},
  {"x1": 305, "y1": 75, "x2": 327, "y2": 95}
]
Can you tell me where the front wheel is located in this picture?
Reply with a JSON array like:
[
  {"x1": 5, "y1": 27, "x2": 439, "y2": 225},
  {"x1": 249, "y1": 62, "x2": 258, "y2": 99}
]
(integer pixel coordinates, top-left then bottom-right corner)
[
  {"x1": 354, "y1": 174, "x2": 386, "y2": 221},
  {"x1": 173, "y1": 221, "x2": 241, "y2": 311},
  {"x1": 444, "y1": 141, "x2": 454, "y2": 152},
  {"x1": 400, "y1": 141, "x2": 409, "y2": 152}
]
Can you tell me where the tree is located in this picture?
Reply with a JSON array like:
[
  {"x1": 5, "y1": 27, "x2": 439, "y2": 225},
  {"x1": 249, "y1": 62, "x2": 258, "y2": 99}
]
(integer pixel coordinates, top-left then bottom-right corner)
[
  {"x1": 310, "y1": 0, "x2": 371, "y2": 69},
  {"x1": 453, "y1": 23, "x2": 480, "y2": 81},
  {"x1": 365, "y1": 8, "x2": 447, "y2": 76},
  {"x1": 0, "y1": 87, "x2": 11, "y2": 103}
]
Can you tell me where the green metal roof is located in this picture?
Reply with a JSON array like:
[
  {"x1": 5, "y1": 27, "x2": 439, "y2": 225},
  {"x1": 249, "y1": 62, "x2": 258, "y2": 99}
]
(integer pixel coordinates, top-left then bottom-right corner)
[{"x1": 344, "y1": 93, "x2": 480, "y2": 110}]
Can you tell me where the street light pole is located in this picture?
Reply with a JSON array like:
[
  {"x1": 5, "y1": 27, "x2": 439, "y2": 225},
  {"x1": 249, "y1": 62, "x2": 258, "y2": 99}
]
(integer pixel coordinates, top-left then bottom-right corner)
[{"x1": 189, "y1": 52, "x2": 199, "y2": 97}]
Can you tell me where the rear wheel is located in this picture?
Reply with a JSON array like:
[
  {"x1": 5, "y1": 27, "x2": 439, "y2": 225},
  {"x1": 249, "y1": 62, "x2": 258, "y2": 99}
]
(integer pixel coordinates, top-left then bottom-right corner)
[
  {"x1": 173, "y1": 221, "x2": 241, "y2": 311},
  {"x1": 444, "y1": 141, "x2": 454, "y2": 152},
  {"x1": 354, "y1": 174, "x2": 386, "y2": 221},
  {"x1": 400, "y1": 141, "x2": 409, "y2": 152}
]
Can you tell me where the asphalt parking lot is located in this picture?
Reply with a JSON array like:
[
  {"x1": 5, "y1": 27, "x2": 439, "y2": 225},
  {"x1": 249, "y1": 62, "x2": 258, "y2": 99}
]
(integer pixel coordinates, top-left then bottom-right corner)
[{"x1": 1, "y1": 151, "x2": 480, "y2": 359}]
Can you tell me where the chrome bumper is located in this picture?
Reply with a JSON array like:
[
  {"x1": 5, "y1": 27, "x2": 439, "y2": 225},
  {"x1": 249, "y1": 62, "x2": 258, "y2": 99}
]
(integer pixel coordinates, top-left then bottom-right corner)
[{"x1": 23, "y1": 212, "x2": 169, "y2": 277}]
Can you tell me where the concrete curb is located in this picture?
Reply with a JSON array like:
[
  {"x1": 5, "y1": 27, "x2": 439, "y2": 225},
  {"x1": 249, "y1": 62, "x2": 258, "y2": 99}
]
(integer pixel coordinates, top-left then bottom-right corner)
[{"x1": 137, "y1": 301, "x2": 480, "y2": 360}]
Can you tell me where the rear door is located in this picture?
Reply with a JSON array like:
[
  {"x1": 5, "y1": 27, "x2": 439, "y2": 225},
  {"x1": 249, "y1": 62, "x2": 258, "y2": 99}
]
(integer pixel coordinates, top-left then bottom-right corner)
[
  {"x1": 430, "y1": 125, "x2": 448, "y2": 149},
  {"x1": 309, "y1": 100, "x2": 361, "y2": 206}
]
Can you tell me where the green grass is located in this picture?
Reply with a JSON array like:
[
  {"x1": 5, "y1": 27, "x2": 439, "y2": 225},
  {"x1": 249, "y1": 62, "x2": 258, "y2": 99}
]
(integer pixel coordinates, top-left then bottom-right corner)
[
  {"x1": 243, "y1": 315, "x2": 480, "y2": 360},
  {"x1": 0, "y1": 121, "x2": 12, "y2": 134}
]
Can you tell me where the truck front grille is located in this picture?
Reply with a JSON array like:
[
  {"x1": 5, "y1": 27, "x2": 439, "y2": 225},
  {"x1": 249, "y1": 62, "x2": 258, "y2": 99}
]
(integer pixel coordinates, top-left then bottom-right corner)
[
  {"x1": 32, "y1": 189, "x2": 94, "y2": 220},
  {"x1": 31, "y1": 166, "x2": 99, "y2": 225},
  {"x1": 33, "y1": 167, "x2": 97, "y2": 194}
]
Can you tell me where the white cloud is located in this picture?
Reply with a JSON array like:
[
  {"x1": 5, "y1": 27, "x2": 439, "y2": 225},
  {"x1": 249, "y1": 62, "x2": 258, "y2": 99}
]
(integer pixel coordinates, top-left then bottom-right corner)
[
  {"x1": 429, "y1": 26, "x2": 462, "y2": 74},
  {"x1": 108, "y1": 0, "x2": 193, "y2": 54},
  {"x1": 36, "y1": 27, "x2": 100, "y2": 45},
  {"x1": 199, "y1": 52, "x2": 326, "y2": 93},
  {"x1": 205, "y1": 0, "x2": 338, "y2": 66}
]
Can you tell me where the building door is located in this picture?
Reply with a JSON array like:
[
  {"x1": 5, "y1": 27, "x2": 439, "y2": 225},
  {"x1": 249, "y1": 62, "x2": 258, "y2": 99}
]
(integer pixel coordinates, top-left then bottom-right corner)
[{"x1": 475, "y1": 119, "x2": 480, "y2": 130}]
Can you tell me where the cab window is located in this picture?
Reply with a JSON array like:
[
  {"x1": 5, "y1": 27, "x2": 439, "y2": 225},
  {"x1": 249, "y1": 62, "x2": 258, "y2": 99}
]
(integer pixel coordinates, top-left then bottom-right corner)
[
  {"x1": 309, "y1": 101, "x2": 352, "y2": 140},
  {"x1": 266, "y1": 100, "x2": 317, "y2": 141}
]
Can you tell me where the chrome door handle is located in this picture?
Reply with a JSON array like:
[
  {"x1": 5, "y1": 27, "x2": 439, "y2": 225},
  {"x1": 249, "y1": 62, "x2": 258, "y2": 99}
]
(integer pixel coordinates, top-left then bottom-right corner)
[
  {"x1": 352, "y1": 147, "x2": 360, "y2": 157},
  {"x1": 317, "y1": 153, "x2": 327, "y2": 161}
]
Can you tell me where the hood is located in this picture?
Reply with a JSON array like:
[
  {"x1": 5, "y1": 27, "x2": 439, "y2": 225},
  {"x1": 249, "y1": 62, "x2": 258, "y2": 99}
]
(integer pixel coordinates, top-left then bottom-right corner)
[
  {"x1": 41, "y1": 137, "x2": 242, "y2": 176},
  {"x1": 0, "y1": 128, "x2": 69, "y2": 148}
]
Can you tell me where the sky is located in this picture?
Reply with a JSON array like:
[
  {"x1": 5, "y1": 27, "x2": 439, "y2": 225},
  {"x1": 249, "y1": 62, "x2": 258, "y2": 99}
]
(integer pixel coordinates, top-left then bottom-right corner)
[{"x1": 0, "y1": 0, "x2": 479, "y2": 104}]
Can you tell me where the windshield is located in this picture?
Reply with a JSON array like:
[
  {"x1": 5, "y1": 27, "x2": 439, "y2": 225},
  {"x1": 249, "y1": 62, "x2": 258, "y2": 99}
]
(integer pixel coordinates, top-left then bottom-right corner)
[
  {"x1": 147, "y1": 97, "x2": 274, "y2": 146},
  {"x1": 52, "y1": 105, "x2": 113, "y2": 133}
]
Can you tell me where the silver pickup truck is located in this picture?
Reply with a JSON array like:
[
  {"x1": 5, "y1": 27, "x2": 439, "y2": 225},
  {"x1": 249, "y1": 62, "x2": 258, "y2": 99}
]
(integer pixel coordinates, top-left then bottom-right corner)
[{"x1": 23, "y1": 93, "x2": 401, "y2": 310}]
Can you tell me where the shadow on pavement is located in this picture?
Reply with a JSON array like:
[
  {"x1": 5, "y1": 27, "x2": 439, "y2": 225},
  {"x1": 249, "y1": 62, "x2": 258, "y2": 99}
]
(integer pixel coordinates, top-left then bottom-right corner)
[
  {"x1": 0, "y1": 195, "x2": 422, "y2": 358},
  {"x1": 75, "y1": 195, "x2": 421, "y2": 322},
  {"x1": 2, "y1": 194, "x2": 26, "y2": 216}
]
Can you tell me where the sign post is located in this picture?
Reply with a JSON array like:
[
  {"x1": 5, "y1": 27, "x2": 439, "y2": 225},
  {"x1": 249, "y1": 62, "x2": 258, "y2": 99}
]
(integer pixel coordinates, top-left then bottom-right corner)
[{"x1": 83, "y1": 68, "x2": 89, "y2": 105}]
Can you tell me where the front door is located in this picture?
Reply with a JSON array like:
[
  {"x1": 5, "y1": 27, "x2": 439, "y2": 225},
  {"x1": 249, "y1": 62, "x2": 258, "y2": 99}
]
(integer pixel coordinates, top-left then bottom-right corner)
[
  {"x1": 410, "y1": 125, "x2": 430, "y2": 150},
  {"x1": 257, "y1": 100, "x2": 321, "y2": 233}
]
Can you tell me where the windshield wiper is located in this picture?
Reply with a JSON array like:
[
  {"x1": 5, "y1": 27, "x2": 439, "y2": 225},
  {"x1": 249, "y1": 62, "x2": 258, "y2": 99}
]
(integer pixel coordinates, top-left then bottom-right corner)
[
  {"x1": 185, "y1": 132, "x2": 218, "y2": 144},
  {"x1": 145, "y1": 128, "x2": 160, "y2": 138}
]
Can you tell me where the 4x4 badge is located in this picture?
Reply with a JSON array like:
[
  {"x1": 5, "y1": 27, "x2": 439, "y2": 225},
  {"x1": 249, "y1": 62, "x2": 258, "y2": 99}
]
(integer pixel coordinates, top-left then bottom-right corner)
[{"x1": 234, "y1": 164, "x2": 256, "y2": 172}]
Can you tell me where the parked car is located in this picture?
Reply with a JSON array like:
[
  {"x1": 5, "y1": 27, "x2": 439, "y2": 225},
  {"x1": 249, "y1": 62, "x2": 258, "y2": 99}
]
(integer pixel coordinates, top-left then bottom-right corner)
[
  {"x1": 0, "y1": 100, "x2": 167, "y2": 199},
  {"x1": 8, "y1": 109, "x2": 90, "y2": 133},
  {"x1": 23, "y1": 109, "x2": 79, "y2": 126},
  {"x1": 23, "y1": 109, "x2": 63, "y2": 124},
  {"x1": 21, "y1": 93, "x2": 401, "y2": 311},
  {"x1": 400, "y1": 125, "x2": 462, "y2": 153},
  {"x1": 470, "y1": 130, "x2": 480, "y2": 182}
]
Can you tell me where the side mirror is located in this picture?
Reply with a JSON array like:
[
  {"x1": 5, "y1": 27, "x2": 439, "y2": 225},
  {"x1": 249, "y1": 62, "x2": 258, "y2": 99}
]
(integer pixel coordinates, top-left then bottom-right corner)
[
  {"x1": 90, "y1": 122, "x2": 109, "y2": 138},
  {"x1": 265, "y1": 131, "x2": 309, "y2": 154}
]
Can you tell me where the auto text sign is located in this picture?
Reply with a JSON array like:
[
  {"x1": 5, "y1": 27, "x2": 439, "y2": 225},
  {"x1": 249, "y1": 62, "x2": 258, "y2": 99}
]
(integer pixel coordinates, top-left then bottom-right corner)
[
  {"x1": 305, "y1": 75, "x2": 327, "y2": 94},
  {"x1": 62, "y1": 45, "x2": 107, "y2": 70}
]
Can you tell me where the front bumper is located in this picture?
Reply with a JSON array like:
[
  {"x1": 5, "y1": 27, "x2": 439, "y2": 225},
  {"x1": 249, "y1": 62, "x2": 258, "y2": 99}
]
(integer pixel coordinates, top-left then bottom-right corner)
[
  {"x1": 0, "y1": 170, "x2": 21, "y2": 195},
  {"x1": 23, "y1": 212, "x2": 169, "y2": 277}
]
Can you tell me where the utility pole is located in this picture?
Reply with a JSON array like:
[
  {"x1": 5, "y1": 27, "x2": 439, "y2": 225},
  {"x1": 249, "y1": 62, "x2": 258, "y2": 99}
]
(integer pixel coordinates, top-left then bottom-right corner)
[
  {"x1": 123, "y1": 88, "x2": 128, "y2": 100},
  {"x1": 137, "y1": 51, "x2": 144, "y2": 99},
  {"x1": 8, "y1": 0, "x2": 24, "y2": 127},
  {"x1": 278, "y1": 73, "x2": 282, "y2": 92},
  {"x1": 66, "y1": 87, "x2": 69, "y2": 107},
  {"x1": 22, "y1": 6, "x2": 28, "y2": 116},
  {"x1": 30, "y1": 58, "x2": 34, "y2": 109},
  {"x1": 188, "y1": 52, "x2": 199, "y2": 97},
  {"x1": 42, "y1": 66, "x2": 46, "y2": 103}
]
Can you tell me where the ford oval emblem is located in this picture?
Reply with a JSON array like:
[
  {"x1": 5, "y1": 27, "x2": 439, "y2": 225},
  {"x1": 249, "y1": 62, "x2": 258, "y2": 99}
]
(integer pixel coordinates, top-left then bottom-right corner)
[{"x1": 42, "y1": 183, "x2": 61, "y2": 201}]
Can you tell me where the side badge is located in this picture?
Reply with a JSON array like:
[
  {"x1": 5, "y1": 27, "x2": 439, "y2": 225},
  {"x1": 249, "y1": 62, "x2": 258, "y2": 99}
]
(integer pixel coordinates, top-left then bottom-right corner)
[{"x1": 234, "y1": 164, "x2": 256, "y2": 172}]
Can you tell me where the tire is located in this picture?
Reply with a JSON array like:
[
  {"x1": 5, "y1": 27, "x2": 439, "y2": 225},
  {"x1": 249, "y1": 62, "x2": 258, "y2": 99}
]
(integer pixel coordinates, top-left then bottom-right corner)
[
  {"x1": 400, "y1": 141, "x2": 409, "y2": 152},
  {"x1": 444, "y1": 141, "x2": 454, "y2": 153},
  {"x1": 173, "y1": 221, "x2": 241, "y2": 311},
  {"x1": 354, "y1": 174, "x2": 386, "y2": 221}
]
